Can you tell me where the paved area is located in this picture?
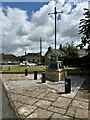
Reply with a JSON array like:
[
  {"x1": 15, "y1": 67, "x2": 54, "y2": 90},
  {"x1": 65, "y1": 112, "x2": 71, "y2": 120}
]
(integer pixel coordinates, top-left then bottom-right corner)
[
  {"x1": 1, "y1": 74, "x2": 90, "y2": 119},
  {"x1": 0, "y1": 79, "x2": 2, "y2": 120},
  {"x1": 3, "y1": 75, "x2": 85, "y2": 98}
]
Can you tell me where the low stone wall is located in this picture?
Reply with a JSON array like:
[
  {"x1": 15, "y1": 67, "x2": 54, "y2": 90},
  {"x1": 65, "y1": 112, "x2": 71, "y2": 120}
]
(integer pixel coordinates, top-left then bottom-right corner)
[
  {"x1": 67, "y1": 69, "x2": 90, "y2": 75},
  {"x1": 1, "y1": 71, "x2": 45, "y2": 74}
]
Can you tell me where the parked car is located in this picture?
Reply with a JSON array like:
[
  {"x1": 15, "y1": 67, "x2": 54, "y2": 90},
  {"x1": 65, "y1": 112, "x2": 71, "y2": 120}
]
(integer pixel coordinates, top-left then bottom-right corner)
[
  {"x1": 20, "y1": 61, "x2": 30, "y2": 66},
  {"x1": 0, "y1": 62, "x2": 5, "y2": 65},
  {"x1": 20, "y1": 61, "x2": 37, "y2": 66},
  {"x1": 29, "y1": 63, "x2": 37, "y2": 66},
  {"x1": 8, "y1": 61, "x2": 18, "y2": 65},
  {"x1": 37, "y1": 61, "x2": 42, "y2": 65}
]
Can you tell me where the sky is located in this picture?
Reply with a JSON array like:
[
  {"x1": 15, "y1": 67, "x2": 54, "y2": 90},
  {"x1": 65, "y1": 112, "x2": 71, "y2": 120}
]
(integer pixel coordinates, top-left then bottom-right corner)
[{"x1": 0, "y1": 0, "x2": 90, "y2": 56}]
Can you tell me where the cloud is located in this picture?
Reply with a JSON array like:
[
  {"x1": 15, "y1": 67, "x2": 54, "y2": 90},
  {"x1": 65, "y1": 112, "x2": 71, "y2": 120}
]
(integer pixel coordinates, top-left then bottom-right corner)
[{"x1": 0, "y1": 0, "x2": 89, "y2": 56}]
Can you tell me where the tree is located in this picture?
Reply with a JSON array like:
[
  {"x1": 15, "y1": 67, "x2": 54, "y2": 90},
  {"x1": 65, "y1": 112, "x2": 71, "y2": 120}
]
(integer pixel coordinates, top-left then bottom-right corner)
[
  {"x1": 63, "y1": 42, "x2": 79, "y2": 66},
  {"x1": 79, "y1": 8, "x2": 90, "y2": 48},
  {"x1": 64, "y1": 42, "x2": 79, "y2": 58}
]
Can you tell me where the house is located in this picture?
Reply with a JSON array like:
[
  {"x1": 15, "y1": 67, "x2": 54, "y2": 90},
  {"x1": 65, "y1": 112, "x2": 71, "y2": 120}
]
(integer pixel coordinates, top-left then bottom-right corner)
[
  {"x1": 0, "y1": 53, "x2": 19, "y2": 64},
  {"x1": 0, "y1": 52, "x2": 42, "y2": 65},
  {"x1": 16, "y1": 52, "x2": 41, "y2": 63},
  {"x1": 79, "y1": 49, "x2": 88, "y2": 58},
  {"x1": 44, "y1": 45, "x2": 66, "y2": 65},
  {"x1": 78, "y1": 49, "x2": 90, "y2": 67},
  {"x1": 25, "y1": 53, "x2": 41, "y2": 63}
]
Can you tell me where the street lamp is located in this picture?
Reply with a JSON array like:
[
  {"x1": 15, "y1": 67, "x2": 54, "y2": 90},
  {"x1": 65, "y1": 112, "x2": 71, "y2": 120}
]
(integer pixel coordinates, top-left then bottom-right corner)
[
  {"x1": 19, "y1": 45, "x2": 28, "y2": 76},
  {"x1": 25, "y1": 51, "x2": 27, "y2": 67}
]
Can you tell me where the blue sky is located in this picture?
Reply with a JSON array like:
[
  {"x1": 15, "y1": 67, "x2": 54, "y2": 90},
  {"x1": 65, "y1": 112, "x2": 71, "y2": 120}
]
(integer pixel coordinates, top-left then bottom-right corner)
[
  {"x1": 2, "y1": 1, "x2": 84, "y2": 18},
  {"x1": 2, "y1": 2, "x2": 48, "y2": 18},
  {"x1": 0, "y1": 0, "x2": 89, "y2": 56}
]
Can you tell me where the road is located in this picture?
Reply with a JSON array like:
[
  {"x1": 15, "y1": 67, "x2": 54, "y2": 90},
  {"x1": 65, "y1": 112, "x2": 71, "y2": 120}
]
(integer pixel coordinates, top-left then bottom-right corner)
[{"x1": 1, "y1": 81, "x2": 17, "y2": 119}]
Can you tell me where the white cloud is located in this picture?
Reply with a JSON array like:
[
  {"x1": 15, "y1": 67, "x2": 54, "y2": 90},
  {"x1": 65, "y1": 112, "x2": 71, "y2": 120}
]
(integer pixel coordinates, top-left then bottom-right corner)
[{"x1": 0, "y1": 0, "x2": 89, "y2": 56}]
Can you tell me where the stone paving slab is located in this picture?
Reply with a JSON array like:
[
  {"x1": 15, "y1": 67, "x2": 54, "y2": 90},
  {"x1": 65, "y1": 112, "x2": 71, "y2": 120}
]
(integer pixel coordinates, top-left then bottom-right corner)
[
  {"x1": 71, "y1": 99, "x2": 89, "y2": 110},
  {"x1": 2, "y1": 75, "x2": 89, "y2": 119},
  {"x1": 48, "y1": 106, "x2": 66, "y2": 115},
  {"x1": 42, "y1": 92, "x2": 60, "y2": 102},
  {"x1": 75, "y1": 108, "x2": 88, "y2": 118},
  {"x1": 36, "y1": 91, "x2": 50, "y2": 99},
  {"x1": 34, "y1": 99, "x2": 52, "y2": 109},
  {"x1": 75, "y1": 91, "x2": 89, "y2": 102},
  {"x1": 66, "y1": 105, "x2": 76, "y2": 117},
  {"x1": 52, "y1": 96, "x2": 72, "y2": 109},
  {"x1": 17, "y1": 104, "x2": 37, "y2": 118},
  {"x1": 50, "y1": 113, "x2": 71, "y2": 119},
  {"x1": 13, "y1": 102, "x2": 22, "y2": 109},
  {"x1": 9, "y1": 93, "x2": 22, "y2": 101},
  {"x1": 20, "y1": 96, "x2": 39, "y2": 105},
  {"x1": 26, "y1": 108, "x2": 53, "y2": 119}
]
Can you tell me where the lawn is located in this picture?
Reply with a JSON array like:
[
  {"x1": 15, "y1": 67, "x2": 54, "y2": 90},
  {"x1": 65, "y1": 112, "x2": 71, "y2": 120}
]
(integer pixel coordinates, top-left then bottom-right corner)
[
  {"x1": 65, "y1": 67, "x2": 82, "y2": 70},
  {"x1": 1, "y1": 65, "x2": 47, "y2": 73},
  {"x1": 0, "y1": 65, "x2": 90, "y2": 73}
]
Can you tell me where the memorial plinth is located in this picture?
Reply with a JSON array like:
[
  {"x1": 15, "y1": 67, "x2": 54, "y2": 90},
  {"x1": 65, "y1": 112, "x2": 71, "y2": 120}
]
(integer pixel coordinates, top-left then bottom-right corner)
[{"x1": 45, "y1": 61, "x2": 67, "y2": 81}]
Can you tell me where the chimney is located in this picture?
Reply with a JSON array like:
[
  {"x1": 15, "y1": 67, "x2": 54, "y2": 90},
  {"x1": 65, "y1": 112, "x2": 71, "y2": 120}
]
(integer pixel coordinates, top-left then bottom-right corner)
[
  {"x1": 48, "y1": 46, "x2": 52, "y2": 51},
  {"x1": 59, "y1": 44, "x2": 62, "y2": 49}
]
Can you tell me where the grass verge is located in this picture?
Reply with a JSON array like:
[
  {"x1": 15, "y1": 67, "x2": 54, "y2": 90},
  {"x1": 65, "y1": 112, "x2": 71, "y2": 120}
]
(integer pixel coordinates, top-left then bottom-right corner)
[{"x1": 1, "y1": 65, "x2": 47, "y2": 73}]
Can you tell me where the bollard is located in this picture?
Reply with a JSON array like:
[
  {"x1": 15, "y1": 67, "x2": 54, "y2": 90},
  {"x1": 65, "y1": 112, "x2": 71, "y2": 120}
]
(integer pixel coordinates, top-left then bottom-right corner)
[
  {"x1": 25, "y1": 68, "x2": 28, "y2": 76},
  {"x1": 8, "y1": 66, "x2": 10, "y2": 71},
  {"x1": 34, "y1": 71, "x2": 37, "y2": 80},
  {"x1": 80, "y1": 69, "x2": 83, "y2": 76},
  {"x1": 65, "y1": 77, "x2": 71, "y2": 94},
  {"x1": 42, "y1": 72, "x2": 46, "y2": 83}
]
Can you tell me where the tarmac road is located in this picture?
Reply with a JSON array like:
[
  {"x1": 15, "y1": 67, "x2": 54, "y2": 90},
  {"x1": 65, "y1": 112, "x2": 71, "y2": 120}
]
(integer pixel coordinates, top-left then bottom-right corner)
[
  {"x1": 1, "y1": 83, "x2": 17, "y2": 119},
  {"x1": 0, "y1": 80, "x2": 2, "y2": 120}
]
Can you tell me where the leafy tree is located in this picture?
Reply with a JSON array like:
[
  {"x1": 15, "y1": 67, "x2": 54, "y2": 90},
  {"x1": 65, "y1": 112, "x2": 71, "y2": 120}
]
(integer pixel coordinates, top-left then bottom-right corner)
[
  {"x1": 79, "y1": 8, "x2": 90, "y2": 47},
  {"x1": 64, "y1": 42, "x2": 79, "y2": 58},
  {"x1": 63, "y1": 42, "x2": 79, "y2": 66}
]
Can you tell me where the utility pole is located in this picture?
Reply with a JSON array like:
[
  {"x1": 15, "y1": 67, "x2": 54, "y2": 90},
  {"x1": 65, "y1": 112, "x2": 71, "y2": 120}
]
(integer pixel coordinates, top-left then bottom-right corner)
[
  {"x1": 40, "y1": 37, "x2": 42, "y2": 63},
  {"x1": 25, "y1": 51, "x2": 27, "y2": 67},
  {"x1": 88, "y1": 1, "x2": 90, "y2": 11},
  {"x1": 48, "y1": 7, "x2": 63, "y2": 50},
  {"x1": 40, "y1": 37, "x2": 42, "y2": 57},
  {"x1": 19, "y1": 44, "x2": 28, "y2": 66},
  {"x1": 48, "y1": 7, "x2": 63, "y2": 61}
]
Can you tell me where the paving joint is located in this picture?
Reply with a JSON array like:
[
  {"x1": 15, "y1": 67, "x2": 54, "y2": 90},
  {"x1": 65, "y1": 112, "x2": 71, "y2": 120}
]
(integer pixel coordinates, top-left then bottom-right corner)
[{"x1": 2, "y1": 74, "x2": 89, "y2": 119}]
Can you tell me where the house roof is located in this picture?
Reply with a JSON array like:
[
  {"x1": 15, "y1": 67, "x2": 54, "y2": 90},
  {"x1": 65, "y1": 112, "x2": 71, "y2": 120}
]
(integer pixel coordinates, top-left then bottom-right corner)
[
  {"x1": 45, "y1": 47, "x2": 66, "y2": 57},
  {"x1": 1, "y1": 53, "x2": 17, "y2": 59},
  {"x1": 27, "y1": 53, "x2": 40, "y2": 56},
  {"x1": 79, "y1": 49, "x2": 88, "y2": 58}
]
